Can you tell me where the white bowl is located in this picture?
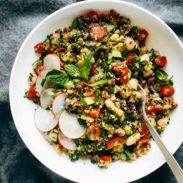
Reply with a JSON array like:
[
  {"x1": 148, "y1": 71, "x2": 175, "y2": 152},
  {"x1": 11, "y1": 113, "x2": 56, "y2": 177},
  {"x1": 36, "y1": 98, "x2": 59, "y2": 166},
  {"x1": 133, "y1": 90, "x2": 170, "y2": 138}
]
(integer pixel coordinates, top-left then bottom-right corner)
[{"x1": 9, "y1": 0, "x2": 183, "y2": 182}]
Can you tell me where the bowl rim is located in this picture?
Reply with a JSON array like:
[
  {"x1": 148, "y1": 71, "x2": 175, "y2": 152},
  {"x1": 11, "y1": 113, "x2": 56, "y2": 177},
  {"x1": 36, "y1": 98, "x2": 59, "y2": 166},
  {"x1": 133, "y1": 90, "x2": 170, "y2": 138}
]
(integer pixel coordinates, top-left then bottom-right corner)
[{"x1": 9, "y1": 0, "x2": 183, "y2": 182}]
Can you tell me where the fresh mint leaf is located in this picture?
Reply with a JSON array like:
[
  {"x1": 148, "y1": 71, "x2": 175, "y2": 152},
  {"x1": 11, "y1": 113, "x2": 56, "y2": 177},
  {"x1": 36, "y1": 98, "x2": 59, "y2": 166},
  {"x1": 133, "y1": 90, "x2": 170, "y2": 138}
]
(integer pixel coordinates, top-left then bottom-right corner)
[
  {"x1": 41, "y1": 69, "x2": 69, "y2": 86},
  {"x1": 64, "y1": 64, "x2": 81, "y2": 78}
]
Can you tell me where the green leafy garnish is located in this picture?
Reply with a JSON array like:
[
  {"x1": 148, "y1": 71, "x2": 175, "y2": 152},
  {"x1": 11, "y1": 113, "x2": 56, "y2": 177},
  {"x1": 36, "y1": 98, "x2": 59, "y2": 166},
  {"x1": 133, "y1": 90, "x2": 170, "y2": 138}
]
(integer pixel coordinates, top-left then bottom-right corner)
[
  {"x1": 80, "y1": 52, "x2": 93, "y2": 80},
  {"x1": 42, "y1": 69, "x2": 69, "y2": 86},
  {"x1": 64, "y1": 64, "x2": 81, "y2": 78},
  {"x1": 72, "y1": 18, "x2": 80, "y2": 29},
  {"x1": 85, "y1": 79, "x2": 107, "y2": 87}
]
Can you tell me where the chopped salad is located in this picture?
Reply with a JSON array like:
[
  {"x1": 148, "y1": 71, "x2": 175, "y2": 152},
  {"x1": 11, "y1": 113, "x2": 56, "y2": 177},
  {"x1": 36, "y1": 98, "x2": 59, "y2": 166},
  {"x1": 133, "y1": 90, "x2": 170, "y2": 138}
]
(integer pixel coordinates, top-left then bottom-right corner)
[{"x1": 25, "y1": 10, "x2": 177, "y2": 168}]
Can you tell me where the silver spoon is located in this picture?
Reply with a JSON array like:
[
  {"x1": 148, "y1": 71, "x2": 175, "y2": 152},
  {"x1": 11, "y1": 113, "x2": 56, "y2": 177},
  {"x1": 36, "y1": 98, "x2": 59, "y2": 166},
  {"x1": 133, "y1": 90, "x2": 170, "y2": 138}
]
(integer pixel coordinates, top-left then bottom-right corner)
[{"x1": 138, "y1": 84, "x2": 183, "y2": 183}]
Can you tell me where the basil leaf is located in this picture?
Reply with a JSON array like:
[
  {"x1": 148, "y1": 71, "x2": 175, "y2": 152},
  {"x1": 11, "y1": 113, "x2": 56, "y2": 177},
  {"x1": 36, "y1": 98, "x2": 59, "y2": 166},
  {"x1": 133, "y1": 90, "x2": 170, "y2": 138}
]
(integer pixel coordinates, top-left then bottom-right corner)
[
  {"x1": 85, "y1": 79, "x2": 107, "y2": 87},
  {"x1": 64, "y1": 64, "x2": 81, "y2": 78},
  {"x1": 80, "y1": 53, "x2": 93, "y2": 80}
]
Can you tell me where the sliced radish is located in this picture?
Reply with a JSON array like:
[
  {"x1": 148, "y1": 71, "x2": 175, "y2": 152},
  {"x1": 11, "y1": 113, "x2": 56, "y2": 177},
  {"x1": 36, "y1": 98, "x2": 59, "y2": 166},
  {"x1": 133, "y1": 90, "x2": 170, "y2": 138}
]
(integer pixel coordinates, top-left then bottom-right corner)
[
  {"x1": 34, "y1": 106, "x2": 58, "y2": 132},
  {"x1": 36, "y1": 69, "x2": 52, "y2": 94},
  {"x1": 40, "y1": 88, "x2": 55, "y2": 109},
  {"x1": 59, "y1": 110, "x2": 86, "y2": 139},
  {"x1": 52, "y1": 93, "x2": 66, "y2": 117},
  {"x1": 43, "y1": 54, "x2": 60, "y2": 70},
  {"x1": 58, "y1": 132, "x2": 77, "y2": 150}
]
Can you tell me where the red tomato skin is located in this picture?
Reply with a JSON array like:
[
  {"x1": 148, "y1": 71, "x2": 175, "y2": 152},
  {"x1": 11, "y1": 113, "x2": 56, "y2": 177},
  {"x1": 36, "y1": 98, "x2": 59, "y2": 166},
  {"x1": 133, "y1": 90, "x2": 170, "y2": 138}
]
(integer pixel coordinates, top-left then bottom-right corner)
[
  {"x1": 137, "y1": 29, "x2": 149, "y2": 42},
  {"x1": 125, "y1": 55, "x2": 135, "y2": 64},
  {"x1": 55, "y1": 47, "x2": 64, "y2": 52},
  {"x1": 34, "y1": 43, "x2": 44, "y2": 54},
  {"x1": 27, "y1": 85, "x2": 37, "y2": 100},
  {"x1": 89, "y1": 108, "x2": 101, "y2": 118},
  {"x1": 89, "y1": 23, "x2": 107, "y2": 41},
  {"x1": 154, "y1": 56, "x2": 167, "y2": 67},
  {"x1": 83, "y1": 10, "x2": 98, "y2": 20},
  {"x1": 140, "y1": 123, "x2": 149, "y2": 135},
  {"x1": 146, "y1": 105, "x2": 163, "y2": 114},
  {"x1": 160, "y1": 85, "x2": 175, "y2": 96},
  {"x1": 100, "y1": 155, "x2": 112, "y2": 162}
]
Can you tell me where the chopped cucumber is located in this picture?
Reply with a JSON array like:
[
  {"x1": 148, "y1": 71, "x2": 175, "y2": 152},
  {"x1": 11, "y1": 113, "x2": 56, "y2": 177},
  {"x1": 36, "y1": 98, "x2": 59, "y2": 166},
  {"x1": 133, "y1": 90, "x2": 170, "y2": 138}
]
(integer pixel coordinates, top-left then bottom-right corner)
[
  {"x1": 111, "y1": 49, "x2": 121, "y2": 59},
  {"x1": 83, "y1": 97, "x2": 95, "y2": 105},
  {"x1": 104, "y1": 25, "x2": 115, "y2": 32},
  {"x1": 80, "y1": 114, "x2": 94, "y2": 122},
  {"x1": 63, "y1": 81, "x2": 74, "y2": 89}
]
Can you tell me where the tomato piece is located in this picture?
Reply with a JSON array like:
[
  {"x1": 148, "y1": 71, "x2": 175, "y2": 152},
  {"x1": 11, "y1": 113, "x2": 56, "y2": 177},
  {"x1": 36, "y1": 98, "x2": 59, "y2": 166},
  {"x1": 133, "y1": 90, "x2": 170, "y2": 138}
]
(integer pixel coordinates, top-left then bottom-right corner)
[
  {"x1": 119, "y1": 75, "x2": 129, "y2": 84},
  {"x1": 89, "y1": 23, "x2": 107, "y2": 41},
  {"x1": 107, "y1": 138, "x2": 126, "y2": 149},
  {"x1": 137, "y1": 29, "x2": 149, "y2": 42},
  {"x1": 140, "y1": 123, "x2": 149, "y2": 135},
  {"x1": 110, "y1": 9, "x2": 119, "y2": 18},
  {"x1": 34, "y1": 43, "x2": 44, "y2": 54},
  {"x1": 89, "y1": 108, "x2": 101, "y2": 118},
  {"x1": 100, "y1": 155, "x2": 112, "y2": 162},
  {"x1": 114, "y1": 66, "x2": 129, "y2": 74},
  {"x1": 99, "y1": 13, "x2": 109, "y2": 20},
  {"x1": 60, "y1": 62, "x2": 64, "y2": 70},
  {"x1": 83, "y1": 10, "x2": 98, "y2": 20},
  {"x1": 27, "y1": 85, "x2": 37, "y2": 100},
  {"x1": 55, "y1": 47, "x2": 64, "y2": 52},
  {"x1": 125, "y1": 55, "x2": 135, "y2": 64},
  {"x1": 154, "y1": 56, "x2": 167, "y2": 67},
  {"x1": 88, "y1": 124, "x2": 101, "y2": 140},
  {"x1": 146, "y1": 105, "x2": 163, "y2": 114},
  {"x1": 160, "y1": 85, "x2": 175, "y2": 96},
  {"x1": 139, "y1": 137, "x2": 151, "y2": 144}
]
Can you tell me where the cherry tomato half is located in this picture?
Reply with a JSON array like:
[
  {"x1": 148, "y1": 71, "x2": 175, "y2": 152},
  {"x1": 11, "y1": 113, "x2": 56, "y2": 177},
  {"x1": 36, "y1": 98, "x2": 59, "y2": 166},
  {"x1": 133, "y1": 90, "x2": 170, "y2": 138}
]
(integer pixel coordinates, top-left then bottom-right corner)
[
  {"x1": 27, "y1": 85, "x2": 37, "y2": 100},
  {"x1": 154, "y1": 56, "x2": 167, "y2": 67},
  {"x1": 89, "y1": 23, "x2": 107, "y2": 41},
  {"x1": 83, "y1": 10, "x2": 98, "y2": 20},
  {"x1": 137, "y1": 29, "x2": 149, "y2": 42},
  {"x1": 34, "y1": 43, "x2": 44, "y2": 54},
  {"x1": 160, "y1": 85, "x2": 175, "y2": 96}
]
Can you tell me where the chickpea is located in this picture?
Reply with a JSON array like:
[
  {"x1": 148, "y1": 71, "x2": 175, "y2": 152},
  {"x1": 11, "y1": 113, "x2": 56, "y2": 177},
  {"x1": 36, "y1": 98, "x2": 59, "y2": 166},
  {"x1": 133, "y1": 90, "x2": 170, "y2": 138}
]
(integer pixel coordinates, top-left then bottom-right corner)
[
  {"x1": 125, "y1": 37, "x2": 136, "y2": 51},
  {"x1": 157, "y1": 117, "x2": 169, "y2": 128},
  {"x1": 126, "y1": 133, "x2": 141, "y2": 146},
  {"x1": 109, "y1": 33, "x2": 120, "y2": 42}
]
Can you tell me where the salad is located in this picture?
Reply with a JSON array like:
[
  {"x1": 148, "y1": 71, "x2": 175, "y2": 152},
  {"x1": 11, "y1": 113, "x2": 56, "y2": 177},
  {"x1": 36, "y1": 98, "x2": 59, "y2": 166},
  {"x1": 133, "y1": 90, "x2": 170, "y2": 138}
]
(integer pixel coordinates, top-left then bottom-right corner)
[{"x1": 25, "y1": 10, "x2": 177, "y2": 168}]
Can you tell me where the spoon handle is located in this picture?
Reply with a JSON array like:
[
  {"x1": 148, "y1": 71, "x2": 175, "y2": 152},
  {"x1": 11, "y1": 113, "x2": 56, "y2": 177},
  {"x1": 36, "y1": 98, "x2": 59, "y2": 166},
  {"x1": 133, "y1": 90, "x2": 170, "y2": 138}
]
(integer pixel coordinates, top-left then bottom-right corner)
[{"x1": 143, "y1": 107, "x2": 183, "y2": 183}]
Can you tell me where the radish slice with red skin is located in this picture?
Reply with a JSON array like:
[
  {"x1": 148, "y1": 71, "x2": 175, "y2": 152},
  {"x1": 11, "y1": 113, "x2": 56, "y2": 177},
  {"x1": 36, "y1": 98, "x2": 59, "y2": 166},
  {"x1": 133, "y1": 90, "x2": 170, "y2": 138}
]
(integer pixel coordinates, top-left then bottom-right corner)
[
  {"x1": 36, "y1": 69, "x2": 52, "y2": 94},
  {"x1": 58, "y1": 133, "x2": 77, "y2": 150},
  {"x1": 34, "y1": 107, "x2": 58, "y2": 132},
  {"x1": 59, "y1": 110, "x2": 86, "y2": 139},
  {"x1": 40, "y1": 88, "x2": 55, "y2": 109},
  {"x1": 43, "y1": 54, "x2": 60, "y2": 70},
  {"x1": 52, "y1": 93, "x2": 66, "y2": 117}
]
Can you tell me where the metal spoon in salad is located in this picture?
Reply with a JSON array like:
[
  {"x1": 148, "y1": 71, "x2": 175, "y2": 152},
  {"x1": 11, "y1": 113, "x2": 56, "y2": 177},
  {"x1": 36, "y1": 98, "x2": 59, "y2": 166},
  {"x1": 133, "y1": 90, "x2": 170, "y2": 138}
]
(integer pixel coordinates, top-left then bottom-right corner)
[{"x1": 138, "y1": 84, "x2": 183, "y2": 183}]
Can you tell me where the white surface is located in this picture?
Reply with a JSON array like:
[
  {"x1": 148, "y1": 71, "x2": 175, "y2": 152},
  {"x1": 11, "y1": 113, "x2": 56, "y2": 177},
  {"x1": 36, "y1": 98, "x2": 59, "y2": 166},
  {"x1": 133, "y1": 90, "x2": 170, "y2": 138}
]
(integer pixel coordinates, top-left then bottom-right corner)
[{"x1": 9, "y1": 0, "x2": 183, "y2": 182}]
